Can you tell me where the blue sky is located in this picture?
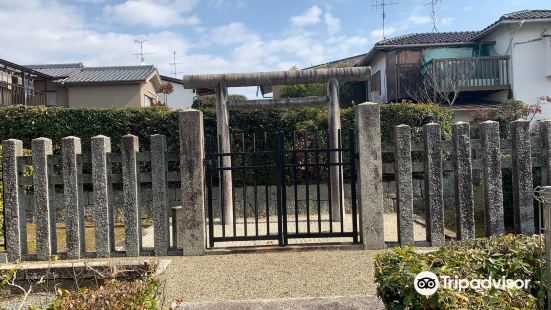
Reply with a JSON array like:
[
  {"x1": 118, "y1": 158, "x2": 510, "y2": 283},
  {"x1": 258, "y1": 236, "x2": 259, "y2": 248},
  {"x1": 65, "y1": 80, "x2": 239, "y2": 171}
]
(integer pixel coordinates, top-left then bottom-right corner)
[{"x1": 0, "y1": 0, "x2": 549, "y2": 97}]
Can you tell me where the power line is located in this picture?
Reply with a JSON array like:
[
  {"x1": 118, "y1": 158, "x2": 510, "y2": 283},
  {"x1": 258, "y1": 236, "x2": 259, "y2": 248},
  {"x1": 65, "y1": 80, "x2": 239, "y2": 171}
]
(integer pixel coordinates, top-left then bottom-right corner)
[
  {"x1": 425, "y1": 0, "x2": 442, "y2": 32},
  {"x1": 133, "y1": 40, "x2": 154, "y2": 65},
  {"x1": 372, "y1": 0, "x2": 398, "y2": 40}
]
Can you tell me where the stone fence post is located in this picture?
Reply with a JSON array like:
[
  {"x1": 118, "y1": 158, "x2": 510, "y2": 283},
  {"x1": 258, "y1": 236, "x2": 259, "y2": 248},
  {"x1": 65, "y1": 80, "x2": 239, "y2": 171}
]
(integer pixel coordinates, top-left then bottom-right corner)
[
  {"x1": 2, "y1": 139, "x2": 25, "y2": 262},
  {"x1": 452, "y1": 122, "x2": 474, "y2": 240},
  {"x1": 178, "y1": 109, "x2": 206, "y2": 255},
  {"x1": 355, "y1": 102, "x2": 385, "y2": 250},
  {"x1": 423, "y1": 123, "x2": 445, "y2": 246},
  {"x1": 480, "y1": 121, "x2": 504, "y2": 236},
  {"x1": 394, "y1": 125, "x2": 413, "y2": 246},
  {"x1": 511, "y1": 119, "x2": 534, "y2": 234},
  {"x1": 32, "y1": 137, "x2": 54, "y2": 260}
]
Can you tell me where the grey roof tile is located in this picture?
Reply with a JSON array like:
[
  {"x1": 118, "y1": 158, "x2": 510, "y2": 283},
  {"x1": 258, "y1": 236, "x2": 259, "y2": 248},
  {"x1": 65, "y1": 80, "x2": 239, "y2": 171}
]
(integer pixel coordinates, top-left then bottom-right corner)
[
  {"x1": 25, "y1": 63, "x2": 83, "y2": 79},
  {"x1": 375, "y1": 31, "x2": 480, "y2": 47},
  {"x1": 63, "y1": 66, "x2": 156, "y2": 84}
]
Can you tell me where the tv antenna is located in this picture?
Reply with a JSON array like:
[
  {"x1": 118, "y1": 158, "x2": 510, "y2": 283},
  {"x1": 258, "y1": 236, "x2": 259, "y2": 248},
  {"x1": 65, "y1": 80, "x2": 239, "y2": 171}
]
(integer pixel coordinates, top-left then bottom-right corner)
[
  {"x1": 372, "y1": 0, "x2": 398, "y2": 40},
  {"x1": 425, "y1": 0, "x2": 441, "y2": 32},
  {"x1": 133, "y1": 40, "x2": 154, "y2": 65},
  {"x1": 169, "y1": 51, "x2": 186, "y2": 78}
]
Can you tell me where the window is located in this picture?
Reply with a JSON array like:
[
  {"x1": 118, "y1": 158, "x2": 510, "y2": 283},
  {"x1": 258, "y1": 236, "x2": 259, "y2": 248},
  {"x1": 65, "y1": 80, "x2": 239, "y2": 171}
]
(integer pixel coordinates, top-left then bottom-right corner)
[
  {"x1": 45, "y1": 91, "x2": 57, "y2": 106},
  {"x1": 144, "y1": 95, "x2": 153, "y2": 107},
  {"x1": 371, "y1": 71, "x2": 381, "y2": 94}
]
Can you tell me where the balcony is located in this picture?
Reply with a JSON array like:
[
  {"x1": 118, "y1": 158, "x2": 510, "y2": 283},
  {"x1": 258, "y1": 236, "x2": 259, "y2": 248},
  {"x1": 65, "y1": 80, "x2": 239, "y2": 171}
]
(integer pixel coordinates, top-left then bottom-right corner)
[
  {"x1": 0, "y1": 81, "x2": 47, "y2": 106},
  {"x1": 427, "y1": 56, "x2": 511, "y2": 92}
]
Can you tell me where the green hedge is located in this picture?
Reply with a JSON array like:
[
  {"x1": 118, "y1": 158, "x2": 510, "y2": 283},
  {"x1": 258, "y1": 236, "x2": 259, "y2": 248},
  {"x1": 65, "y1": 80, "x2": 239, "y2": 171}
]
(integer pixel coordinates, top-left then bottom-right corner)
[
  {"x1": 0, "y1": 102, "x2": 452, "y2": 152},
  {"x1": 375, "y1": 234, "x2": 546, "y2": 309}
]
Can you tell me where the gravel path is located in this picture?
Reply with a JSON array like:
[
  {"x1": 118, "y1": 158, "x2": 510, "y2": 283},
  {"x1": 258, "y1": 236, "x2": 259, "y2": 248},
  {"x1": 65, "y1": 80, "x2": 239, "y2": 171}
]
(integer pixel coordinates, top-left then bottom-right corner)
[{"x1": 159, "y1": 249, "x2": 384, "y2": 304}]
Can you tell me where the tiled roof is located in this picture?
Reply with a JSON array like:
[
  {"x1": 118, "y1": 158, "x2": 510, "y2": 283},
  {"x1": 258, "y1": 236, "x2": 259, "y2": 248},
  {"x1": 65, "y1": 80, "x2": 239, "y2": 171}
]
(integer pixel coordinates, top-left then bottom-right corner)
[
  {"x1": 25, "y1": 63, "x2": 83, "y2": 79},
  {"x1": 375, "y1": 31, "x2": 480, "y2": 47},
  {"x1": 500, "y1": 9, "x2": 551, "y2": 21},
  {"x1": 63, "y1": 66, "x2": 157, "y2": 84}
]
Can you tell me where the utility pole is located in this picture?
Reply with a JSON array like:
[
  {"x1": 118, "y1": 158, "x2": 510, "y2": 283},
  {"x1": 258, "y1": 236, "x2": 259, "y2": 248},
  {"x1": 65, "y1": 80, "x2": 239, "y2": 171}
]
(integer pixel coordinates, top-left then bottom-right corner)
[
  {"x1": 133, "y1": 40, "x2": 153, "y2": 65},
  {"x1": 425, "y1": 0, "x2": 441, "y2": 32},
  {"x1": 372, "y1": 0, "x2": 398, "y2": 40}
]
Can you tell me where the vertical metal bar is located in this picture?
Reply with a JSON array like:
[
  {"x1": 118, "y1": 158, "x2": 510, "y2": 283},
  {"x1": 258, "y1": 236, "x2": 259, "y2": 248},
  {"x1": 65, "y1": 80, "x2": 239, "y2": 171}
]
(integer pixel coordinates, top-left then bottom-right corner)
[
  {"x1": 349, "y1": 129, "x2": 358, "y2": 243},
  {"x1": 275, "y1": 132, "x2": 284, "y2": 246},
  {"x1": 304, "y1": 131, "x2": 311, "y2": 233},
  {"x1": 242, "y1": 133, "x2": 247, "y2": 236},
  {"x1": 281, "y1": 132, "x2": 288, "y2": 245},
  {"x1": 253, "y1": 133, "x2": 259, "y2": 237},
  {"x1": 293, "y1": 132, "x2": 299, "y2": 234},
  {"x1": 264, "y1": 132, "x2": 270, "y2": 235},
  {"x1": 207, "y1": 136, "x2": 215, "y2": 248},
  {"x1": 338, "y1": 129, "x2": 344, "y2": 233},
  {"x1": 231, "y1": 134, "x2": 237, "y2": 237},
  {"x1": 326, "y1": 130, "x2": 333, "y2": 233},
  {"x1": 315, "y1": 131, "x2": 322, "y2": 233}
]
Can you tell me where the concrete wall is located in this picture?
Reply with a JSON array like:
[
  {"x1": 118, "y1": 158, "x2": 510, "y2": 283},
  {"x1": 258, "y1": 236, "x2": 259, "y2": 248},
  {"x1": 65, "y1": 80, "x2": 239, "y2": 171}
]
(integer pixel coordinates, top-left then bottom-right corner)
[
  {"x1": 482, "y1": 21, "x2": 551, "y2": 120},
  {"x1": 67, "y1": 83, "x2": 142, "y2": 108}
]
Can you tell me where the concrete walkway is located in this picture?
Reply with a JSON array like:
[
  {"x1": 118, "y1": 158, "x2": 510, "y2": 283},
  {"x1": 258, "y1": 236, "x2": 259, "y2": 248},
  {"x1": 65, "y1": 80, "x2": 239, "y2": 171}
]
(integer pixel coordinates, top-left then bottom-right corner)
[{"x1": 177, "y1": 296, "x2": 384, "y2": 309}]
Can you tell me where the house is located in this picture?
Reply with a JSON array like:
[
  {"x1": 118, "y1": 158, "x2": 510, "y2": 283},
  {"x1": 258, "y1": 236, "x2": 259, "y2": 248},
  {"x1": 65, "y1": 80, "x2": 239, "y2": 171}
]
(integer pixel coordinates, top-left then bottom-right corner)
[
  {"x1": 358, "y1": 9, "x2": 551, "y2": 121},
  {"x1": 27, "y1": 63, "x2": 162, "y2": 108},
  {"x1": 0, "y1": 58, "x2": 51, "y2": 106},
  {"x1": 157, "y1": 75, "x2": 196, "y2": 109}
]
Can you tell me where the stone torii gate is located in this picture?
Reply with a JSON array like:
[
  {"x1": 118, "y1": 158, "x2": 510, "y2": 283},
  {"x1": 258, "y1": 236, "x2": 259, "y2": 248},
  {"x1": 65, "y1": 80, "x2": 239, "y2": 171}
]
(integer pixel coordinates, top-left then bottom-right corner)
[{"x1": 183, "y1": 67, "x2": 371, "y2": 225}]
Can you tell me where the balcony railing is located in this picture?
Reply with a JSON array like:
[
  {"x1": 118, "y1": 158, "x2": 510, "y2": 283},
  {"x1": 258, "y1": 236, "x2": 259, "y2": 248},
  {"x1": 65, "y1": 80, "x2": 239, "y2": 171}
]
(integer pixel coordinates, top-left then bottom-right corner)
[
  {"x1": 428, "y1": 56, "x2": 511, "y2": 92},
  {"x1": 0, "y1": 81, "x2": 47, "y2": 106}
]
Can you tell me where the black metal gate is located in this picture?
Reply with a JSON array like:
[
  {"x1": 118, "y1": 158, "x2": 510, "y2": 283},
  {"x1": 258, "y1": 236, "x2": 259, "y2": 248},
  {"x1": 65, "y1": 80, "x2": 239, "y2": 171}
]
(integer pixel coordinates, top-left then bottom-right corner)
[{"x1": 205, "y1": 129, "x2": 359, "y2": 247}]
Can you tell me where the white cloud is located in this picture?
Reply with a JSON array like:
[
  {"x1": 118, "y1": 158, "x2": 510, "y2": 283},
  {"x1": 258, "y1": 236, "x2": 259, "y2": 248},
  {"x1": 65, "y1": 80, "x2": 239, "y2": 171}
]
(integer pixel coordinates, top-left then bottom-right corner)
[
  {"x1": 290, "y1": 5, "x2": 322, "y2": 27},
  {"x1": 408, "y1": 15, "x2": 432, "y2": 25},
  {"x1": 207, "y1": 0, "x2": 246, "y2": 8},
  {"x1": 370, "y1": 27, "x2": 396, "y2": 40},
  {"x1": 324, "y1": 12, "x2": 341, "y2": 35},
  {"x1": 441, "y1": 17, "x2": 454, "y2": 26},
  {"x1": 463, "y1": 6, "x2": 472, "y2": 11},
  {"x1": 210, "y1": 22, "x2": 260, "y2": 46},
  {"x1": 104, "y1": 0, "x2": 200, "y2": 28}
]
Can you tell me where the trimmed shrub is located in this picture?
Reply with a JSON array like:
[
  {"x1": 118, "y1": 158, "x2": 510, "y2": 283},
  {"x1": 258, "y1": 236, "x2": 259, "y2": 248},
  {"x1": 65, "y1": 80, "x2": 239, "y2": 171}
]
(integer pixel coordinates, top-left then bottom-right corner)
[
  {"x1": 47, "y1": 277, "x2": 161, "y2": 310},
  {"x1": 375, "y1": 234, "x2": 546, "y2": 310}
]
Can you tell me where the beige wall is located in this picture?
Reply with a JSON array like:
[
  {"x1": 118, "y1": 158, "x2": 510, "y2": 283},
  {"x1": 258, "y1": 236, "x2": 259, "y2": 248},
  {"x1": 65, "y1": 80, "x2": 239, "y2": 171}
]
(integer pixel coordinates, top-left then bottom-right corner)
[
  {"x1": 67, "y1": 83, "x2": 142, "y2": 108},
  {"x1": 140, "y1": 81, "x2": 159, "y2": 106}
]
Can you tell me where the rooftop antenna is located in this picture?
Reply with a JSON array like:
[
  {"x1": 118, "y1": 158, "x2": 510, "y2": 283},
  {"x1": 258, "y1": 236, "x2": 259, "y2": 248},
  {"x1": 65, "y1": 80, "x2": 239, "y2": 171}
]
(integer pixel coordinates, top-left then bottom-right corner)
[
  {"x1": 372, "y1": 0, "x2": 398, "y2": 40},
  {"x1": 133, "y1": 40, "x2": 153, "y2": 65},
  {"x1": 169, "y1": 51, "x2": 186, "y2": 78},
  {"x1": 425, "y1": 0, "x2": 441, "y2": 32}
]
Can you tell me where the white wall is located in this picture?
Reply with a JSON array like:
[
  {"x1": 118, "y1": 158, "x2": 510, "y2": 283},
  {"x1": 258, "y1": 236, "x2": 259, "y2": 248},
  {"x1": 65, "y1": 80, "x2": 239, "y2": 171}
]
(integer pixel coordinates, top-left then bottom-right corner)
[
  {"x1": 368, "y1": 52, "x2": 387, "y2": 103},
  {"x1": 483, "y1": 21, "x2": 551, "y2": 120},
  {"x1": 158, "y1": 81, "x2": 195, "y2": 109}
]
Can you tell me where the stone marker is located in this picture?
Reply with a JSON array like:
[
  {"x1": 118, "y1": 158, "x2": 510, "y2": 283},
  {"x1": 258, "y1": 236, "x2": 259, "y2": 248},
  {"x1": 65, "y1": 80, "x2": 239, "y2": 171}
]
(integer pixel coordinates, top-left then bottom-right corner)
[
  {"x1": 423, "y1": 123, "x2": 445, "y2": 246},
  {"x1": 480, "y1": 121, "x2": 505, "y2": 236},
  {"x1": 511, "y1": 119, "x2": 535, "y2": 234},
  {"x1": 2, "y1": 139, "x2": 24, "y2": 262},
  {"x1": 151, "y1": 134, "x2": 169, "y2": 256},
  {"x1": 92, "y1": 135, "x2": 112, "y2": 257},
  {"x1": 355, "y1": 102, "x2": 385, "y2": 249},
  {"x1": 452, "y1": 122, "x2": 475, "y2": 240},
  {"x1": 32, "y1": 137, "x2": 54, "y2": 260},
  {"x1": 178, "y1": 109, "x2": 206, "y2": 255},
  {"x1": 122, "y1": 134, "x2": 141, "y2": 256},
  {"x1": 394, "y1": 125, "x2": 414, "y2": 246},
  {"x1": 62, "y1": 136, "x2": 83, "y2": 259}
]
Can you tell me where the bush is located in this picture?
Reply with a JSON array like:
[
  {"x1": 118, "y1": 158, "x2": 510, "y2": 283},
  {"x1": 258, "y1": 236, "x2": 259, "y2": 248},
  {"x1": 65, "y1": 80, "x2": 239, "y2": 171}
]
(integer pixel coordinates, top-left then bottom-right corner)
[
  {"x1": 375, "y1": 234, "x2": 546, "y2": 309},
  {"x1": 47, "y1": 277, "x2": 161, "y2": 310}
]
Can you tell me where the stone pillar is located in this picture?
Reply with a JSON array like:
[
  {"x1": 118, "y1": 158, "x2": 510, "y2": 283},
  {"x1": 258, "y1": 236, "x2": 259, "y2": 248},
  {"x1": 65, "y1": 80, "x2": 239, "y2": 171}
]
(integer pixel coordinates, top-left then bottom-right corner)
[
  {"x1": 32, "y1": 137, "x2": 53, "y2": 260},
  {"x1": 355, "y1": 102, "x2": 385, "y2": 250},
  {"x1": 2, "y1": 139, "x2": 25, "y2": 262},
  {"x1": 480, "y1": 121, "x2": 505, "y2": 236},
  {"x1": 122, "y1": 134, "x2": 141, "y2": 257},
  {"x1": 394, "y1": 125, "x2": 414, "y2": 246},
  {"x1": 452, "y1": 122, "x2": 475, "y2": 240},
  {"x1": 327, "y1": 78, "x2": 345, "y2": 221},
  {"x1": 91, "y1": 135, "x2": 112, "y2": 257},
  {"x1": 511, "y1": 119, "x2": 535, "y2": 235},
  {"x1": 178, "y1": 109, "x2": 206, "y2": 255},
  {"x1": 151, "y1": 134, "x2": 169, "y2": 256},
  {"x1": 62, "y1": 136, "x2": 83, "y2": 259},
  {"x1": 423, "y1": 123, "x2": 445, "y2": 246},
  {"x1": 215, "y1": 83, "x2": 233, "y2": 226},
  {"x1": 540, "y1": 120, "x2": 551, "y2": 186}
]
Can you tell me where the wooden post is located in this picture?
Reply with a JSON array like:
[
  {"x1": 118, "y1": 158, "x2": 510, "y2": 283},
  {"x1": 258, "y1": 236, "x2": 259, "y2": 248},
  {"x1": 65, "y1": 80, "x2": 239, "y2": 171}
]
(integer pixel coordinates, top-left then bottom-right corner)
[
  {"x1": 215, "y1": 83, "x2": 234, "y2": 226},
  {"x1": 327, "y1": 78, "x2": 344, "y2": 221}
]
